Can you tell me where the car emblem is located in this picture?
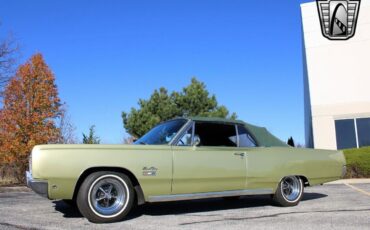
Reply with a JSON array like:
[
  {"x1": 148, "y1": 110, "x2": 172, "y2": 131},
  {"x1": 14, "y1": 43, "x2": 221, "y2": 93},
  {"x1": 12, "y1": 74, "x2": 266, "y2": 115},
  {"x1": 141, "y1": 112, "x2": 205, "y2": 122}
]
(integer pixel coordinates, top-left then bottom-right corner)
[
  {"x1": 316, "y1": 0, "x2": 361, "y2": 40},
  {"x1": 142, "y1": 167, "x2": 158, "y2": 176}
]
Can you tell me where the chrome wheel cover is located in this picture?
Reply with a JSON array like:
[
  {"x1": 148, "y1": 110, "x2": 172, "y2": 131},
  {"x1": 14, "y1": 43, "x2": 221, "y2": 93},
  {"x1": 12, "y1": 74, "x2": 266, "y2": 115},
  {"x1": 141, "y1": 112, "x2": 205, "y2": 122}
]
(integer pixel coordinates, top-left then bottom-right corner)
[
  {"x1": 88, "y1": 175, "x2": 128, "y2": 217},
  {"x1": 281, "y1": 176, "x2": 301, "y2": 202}
]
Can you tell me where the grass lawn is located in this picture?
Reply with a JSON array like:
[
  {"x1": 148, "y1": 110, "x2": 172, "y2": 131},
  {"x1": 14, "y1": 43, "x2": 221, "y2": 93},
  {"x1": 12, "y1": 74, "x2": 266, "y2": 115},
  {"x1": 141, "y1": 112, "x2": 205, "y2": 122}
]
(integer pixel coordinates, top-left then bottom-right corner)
[{"x1": 344, "y1": 147, "x2": 370, "y2": 178}]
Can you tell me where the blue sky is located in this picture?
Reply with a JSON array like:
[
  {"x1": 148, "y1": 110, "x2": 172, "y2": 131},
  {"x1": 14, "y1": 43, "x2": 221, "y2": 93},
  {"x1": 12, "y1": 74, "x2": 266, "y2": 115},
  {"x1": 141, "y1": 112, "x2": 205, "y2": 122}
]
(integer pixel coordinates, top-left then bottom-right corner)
[{"x1": 1, "y1": 0, "x2": 313, "y2": 144}]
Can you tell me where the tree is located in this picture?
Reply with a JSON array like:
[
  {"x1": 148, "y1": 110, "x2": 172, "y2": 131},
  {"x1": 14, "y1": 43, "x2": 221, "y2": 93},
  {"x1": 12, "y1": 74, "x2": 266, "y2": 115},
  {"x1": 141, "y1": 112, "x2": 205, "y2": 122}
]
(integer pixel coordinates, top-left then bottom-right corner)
[
  {"x1": 82, "y1": 125, "x2": 100, "y2": 144},
  {"x1": 57, "y1": 104, "x2": 77, "y2": 144},
  {"x1": 0, "y1": 53, "x2": 62, "y2": 181},
  {"x1": 0, "y1": 28, "x2": 19, "y2": 96},
  {"x1": 174, "y1": 78, "x2": 236, "y2": 118},
  {"x1": 123, "y1": 136, "x2": 136, "y2": 145},
  {"x1": 122, "y1": 87, "x2": 179, "y2": 138},
  {"x1": 287, "y1": 137, "x2": 295, "y2": 147},
  {"x1": 122, "y1": 77, "x2": 237, "y2": 138}
]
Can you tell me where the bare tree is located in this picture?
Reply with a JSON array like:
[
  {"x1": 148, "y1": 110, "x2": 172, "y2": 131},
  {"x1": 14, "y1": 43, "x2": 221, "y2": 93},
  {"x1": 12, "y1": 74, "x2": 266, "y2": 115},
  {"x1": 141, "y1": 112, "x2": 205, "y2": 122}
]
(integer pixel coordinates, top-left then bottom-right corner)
[
  {"x1": 0, "y1": 27, "x2": 19, "y2": 96},
  {"x1": 57, "y1": 104, "x2": 78, "y2": 144},
  {"x1": 123, "y1": 136, "x2": 136, "y2": 145}
]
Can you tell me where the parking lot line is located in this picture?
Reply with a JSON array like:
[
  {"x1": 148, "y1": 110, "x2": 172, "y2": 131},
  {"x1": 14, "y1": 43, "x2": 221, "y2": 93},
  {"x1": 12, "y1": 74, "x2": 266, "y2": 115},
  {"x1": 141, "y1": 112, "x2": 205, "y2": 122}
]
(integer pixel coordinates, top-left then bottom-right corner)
[{"x1": 345, "y1": 183, "x2": 370, "y2": 197}]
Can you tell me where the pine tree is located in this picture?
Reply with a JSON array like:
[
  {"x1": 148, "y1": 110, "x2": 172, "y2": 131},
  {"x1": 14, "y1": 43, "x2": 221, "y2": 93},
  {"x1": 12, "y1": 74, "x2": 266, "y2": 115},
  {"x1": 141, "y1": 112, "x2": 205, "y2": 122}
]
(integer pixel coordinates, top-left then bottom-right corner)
[
  {"x1": 122, "y1": 77, "x2": 236, "y2": 138},
  {"x1": 287, "y1": 137, "x2": 295, "y2": 147},
  {"x1": 82, "y1": 125, "x2": 100, "y2": 144}
]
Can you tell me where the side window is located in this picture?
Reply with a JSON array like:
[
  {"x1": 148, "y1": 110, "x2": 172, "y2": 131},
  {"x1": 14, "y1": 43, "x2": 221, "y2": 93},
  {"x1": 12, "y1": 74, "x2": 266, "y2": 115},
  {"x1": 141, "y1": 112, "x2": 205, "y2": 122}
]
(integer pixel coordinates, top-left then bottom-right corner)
[
  {"x1": 177, "y1": 125, "x2": 193, "y2": 146},
  {"x1": 238, "y1": 125, "x2": 257, "y2": 147},
  {"x1": 194, "y1": 122, "x2": 237, "y2": 147}
]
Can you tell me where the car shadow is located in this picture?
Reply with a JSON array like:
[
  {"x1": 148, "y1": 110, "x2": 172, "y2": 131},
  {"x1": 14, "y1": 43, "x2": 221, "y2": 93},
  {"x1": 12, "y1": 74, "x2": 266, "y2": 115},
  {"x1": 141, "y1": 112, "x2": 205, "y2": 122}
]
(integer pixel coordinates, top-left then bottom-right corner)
[
  {"x1": 53, "y1": 201, "x2": 83, "y2": 218},
  {"x1": 53, "y1": 192, "x2": 328, "y2": 220},
  {"x1": 302, "y1": 192, "x2": 328, "y2": 201},
  {"x1": 129, "y1": 195, "x2": 272, "y2": 219},
  {"x1": 128, "y1": 193, "x2": 327, "y2": 219}
]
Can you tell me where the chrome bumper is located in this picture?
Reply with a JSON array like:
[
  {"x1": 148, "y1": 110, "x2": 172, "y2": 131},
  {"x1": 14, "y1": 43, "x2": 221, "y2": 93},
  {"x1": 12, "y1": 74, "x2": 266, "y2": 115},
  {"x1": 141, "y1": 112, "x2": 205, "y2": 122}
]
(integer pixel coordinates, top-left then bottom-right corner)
[{"x1": 26, "y1": 171, "x2": 48, "y2": 198}]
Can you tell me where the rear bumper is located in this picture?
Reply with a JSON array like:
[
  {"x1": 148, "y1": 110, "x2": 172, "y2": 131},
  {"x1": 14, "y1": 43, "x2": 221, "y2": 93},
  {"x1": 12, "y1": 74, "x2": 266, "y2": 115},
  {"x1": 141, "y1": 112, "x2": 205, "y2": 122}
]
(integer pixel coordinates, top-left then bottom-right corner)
[{"x1": 26, "y1": 171, "x2": 48, "y2": 198}]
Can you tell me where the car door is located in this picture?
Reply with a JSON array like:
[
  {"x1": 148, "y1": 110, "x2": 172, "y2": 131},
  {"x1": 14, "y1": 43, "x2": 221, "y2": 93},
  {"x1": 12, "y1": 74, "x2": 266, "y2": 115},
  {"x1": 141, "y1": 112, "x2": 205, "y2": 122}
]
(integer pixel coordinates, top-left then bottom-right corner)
[{"x1": 171, "y1": 121, "x2": 247, "y2": 194}]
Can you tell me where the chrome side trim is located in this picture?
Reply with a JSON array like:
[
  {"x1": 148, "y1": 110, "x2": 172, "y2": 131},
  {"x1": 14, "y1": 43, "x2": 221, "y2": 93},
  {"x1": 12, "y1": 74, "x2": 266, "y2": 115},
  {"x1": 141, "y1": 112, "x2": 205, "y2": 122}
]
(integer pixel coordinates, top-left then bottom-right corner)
[{"x1": 148, "y1": 188, "x2": 273, "y2": 202}]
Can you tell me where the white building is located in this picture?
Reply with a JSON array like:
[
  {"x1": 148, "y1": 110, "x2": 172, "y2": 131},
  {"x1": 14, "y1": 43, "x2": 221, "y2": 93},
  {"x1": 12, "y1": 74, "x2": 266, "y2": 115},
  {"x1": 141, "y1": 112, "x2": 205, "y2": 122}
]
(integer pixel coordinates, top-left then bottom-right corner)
[{"x1": 301, "y1": 0, "x2": 370, "y2": 150}]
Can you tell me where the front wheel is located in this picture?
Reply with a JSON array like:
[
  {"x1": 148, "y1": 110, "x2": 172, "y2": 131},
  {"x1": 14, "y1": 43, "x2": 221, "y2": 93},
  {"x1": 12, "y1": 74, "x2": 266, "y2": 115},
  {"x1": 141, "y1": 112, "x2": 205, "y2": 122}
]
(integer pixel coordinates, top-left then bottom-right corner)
[
  {"x1": 77, "y1": 171, "x2": 134, "y2": 223},
  {"x1": 272, "y1": 176, "x2": 304, "y2": 207}
]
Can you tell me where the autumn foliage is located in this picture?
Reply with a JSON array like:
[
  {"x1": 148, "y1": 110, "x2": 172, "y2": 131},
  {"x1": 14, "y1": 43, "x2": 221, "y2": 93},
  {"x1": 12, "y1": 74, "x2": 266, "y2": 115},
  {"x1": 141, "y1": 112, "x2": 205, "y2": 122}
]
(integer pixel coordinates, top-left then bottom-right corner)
[{"x1": 0, "y1": 53, "x2": 62, "y2": 182}]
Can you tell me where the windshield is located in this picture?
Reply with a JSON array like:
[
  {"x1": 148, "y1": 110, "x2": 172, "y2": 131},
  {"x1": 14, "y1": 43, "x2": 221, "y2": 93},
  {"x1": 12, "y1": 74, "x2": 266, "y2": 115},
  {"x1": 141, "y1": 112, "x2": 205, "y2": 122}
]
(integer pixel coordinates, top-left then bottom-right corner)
[{"x1": 135, "y1": 119, "x2": 188, "y2": 145}]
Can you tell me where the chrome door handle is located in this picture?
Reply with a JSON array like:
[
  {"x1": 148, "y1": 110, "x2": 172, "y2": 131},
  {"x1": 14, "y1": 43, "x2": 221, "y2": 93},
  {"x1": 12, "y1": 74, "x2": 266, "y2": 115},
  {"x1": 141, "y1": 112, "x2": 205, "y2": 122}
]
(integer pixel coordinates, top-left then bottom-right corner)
[{"x1": 234, "y1": 152, "x2": 245, "y2": 157}]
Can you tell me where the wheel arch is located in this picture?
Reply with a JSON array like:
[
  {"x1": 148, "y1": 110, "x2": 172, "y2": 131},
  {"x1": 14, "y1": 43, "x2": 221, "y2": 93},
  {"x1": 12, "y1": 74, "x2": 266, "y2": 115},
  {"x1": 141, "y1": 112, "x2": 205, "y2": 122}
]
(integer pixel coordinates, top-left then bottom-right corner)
[
  {"x1": 298, "y1": 175, "x2": 310, "y2": 187},
  {"x1": 72, "y1": 167, "x2": 145, "y2": 205},
  {"x1": 277, "y1": 175, "x2": 310, "y2": 187}
]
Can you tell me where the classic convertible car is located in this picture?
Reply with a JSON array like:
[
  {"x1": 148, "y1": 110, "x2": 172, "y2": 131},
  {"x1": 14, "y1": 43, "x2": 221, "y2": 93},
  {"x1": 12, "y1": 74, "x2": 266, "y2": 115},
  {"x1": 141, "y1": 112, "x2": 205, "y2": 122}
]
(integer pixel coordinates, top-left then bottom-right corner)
[{"x1": 26, "y1": 117, "x2": 346, "y2": 223}]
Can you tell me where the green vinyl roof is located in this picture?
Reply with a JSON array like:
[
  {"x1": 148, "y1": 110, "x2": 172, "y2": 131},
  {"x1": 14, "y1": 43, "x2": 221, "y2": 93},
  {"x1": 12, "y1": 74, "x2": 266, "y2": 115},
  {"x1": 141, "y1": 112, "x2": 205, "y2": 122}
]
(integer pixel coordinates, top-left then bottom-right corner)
[
  {"x1": 189, "y1": 116, "x2": 288, "y2": 147},
  {"x1": 242, "y1": 121, "x2": 288, "y2": 147}
]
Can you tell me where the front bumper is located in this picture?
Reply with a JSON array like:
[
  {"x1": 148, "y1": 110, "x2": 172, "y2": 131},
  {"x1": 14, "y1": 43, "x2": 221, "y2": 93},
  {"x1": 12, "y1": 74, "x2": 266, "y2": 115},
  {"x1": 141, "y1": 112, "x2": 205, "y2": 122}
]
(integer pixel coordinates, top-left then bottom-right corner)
[{"x1": 26, "y1": 171, "x2": 48, "y2": 198}]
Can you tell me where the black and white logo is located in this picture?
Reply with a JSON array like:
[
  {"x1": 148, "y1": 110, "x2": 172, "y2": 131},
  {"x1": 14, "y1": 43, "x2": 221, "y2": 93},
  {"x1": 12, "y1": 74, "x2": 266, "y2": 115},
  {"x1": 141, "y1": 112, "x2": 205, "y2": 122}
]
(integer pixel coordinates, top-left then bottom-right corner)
[{"x1": 316, "y1": 0, "x2": 361, "y2": 40}]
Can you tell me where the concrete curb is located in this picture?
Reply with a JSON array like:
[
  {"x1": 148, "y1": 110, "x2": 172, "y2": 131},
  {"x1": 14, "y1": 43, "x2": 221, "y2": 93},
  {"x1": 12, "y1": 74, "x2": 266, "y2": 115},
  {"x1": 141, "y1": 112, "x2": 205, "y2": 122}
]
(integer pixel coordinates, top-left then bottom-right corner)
[
  {"x1": 325, "y1": 179, "x2": 370, "y2": 185},
  {"x1": 0, "y1": 186, "x2": 30, "y2": 193}
]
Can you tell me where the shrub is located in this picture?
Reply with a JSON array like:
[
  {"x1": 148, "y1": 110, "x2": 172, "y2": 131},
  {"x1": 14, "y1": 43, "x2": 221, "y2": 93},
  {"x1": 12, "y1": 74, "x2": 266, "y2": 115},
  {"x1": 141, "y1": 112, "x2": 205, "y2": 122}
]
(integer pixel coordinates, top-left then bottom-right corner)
[
  {"x1": 0, "y1": 164, "x2": 21, "y2": 186},
  {"x1": 344, "y1": 147, "x2": 370, "y2": 178}
]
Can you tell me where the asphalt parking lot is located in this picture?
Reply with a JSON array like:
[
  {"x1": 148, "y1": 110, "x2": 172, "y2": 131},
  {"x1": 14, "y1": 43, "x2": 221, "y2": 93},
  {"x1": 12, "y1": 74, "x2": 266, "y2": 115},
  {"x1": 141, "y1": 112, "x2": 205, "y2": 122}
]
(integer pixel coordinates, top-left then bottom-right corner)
[{"x1": 0, "y1": 184, "x2": 369, "y2": 230}]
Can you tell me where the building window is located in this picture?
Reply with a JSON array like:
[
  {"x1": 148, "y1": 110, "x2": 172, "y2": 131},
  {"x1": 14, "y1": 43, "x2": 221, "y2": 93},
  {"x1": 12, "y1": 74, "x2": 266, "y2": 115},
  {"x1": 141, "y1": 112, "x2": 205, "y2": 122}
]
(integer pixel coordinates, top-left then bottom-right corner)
[
  {"x1": 356, "y1": 118, "x2": 370, "y2": 147},
  {"x1": 335, "y1": 117, "x2": 370, "y2": 150},
  {"x1": 335, "y1": 119, "x2": 357, "y2": 150}
]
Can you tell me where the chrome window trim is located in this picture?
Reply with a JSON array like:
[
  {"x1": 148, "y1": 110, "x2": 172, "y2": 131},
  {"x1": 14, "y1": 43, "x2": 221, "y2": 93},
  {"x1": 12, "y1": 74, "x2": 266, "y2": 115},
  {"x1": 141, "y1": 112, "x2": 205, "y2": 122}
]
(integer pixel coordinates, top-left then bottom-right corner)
[
  {"x1": 169, "y1": 119, "x2": 193, "y2": 146},
  {"x1": 172, "y1": 120, "x2": 261, "y2": 148},
  {"x1": 235, "y1": 124, "x2": 240, "y2": 147},
  {"x1": 148, "y1": 188, "x2": 274, "y2": 202},
  {"x1": 176, "y1": 120, "x2": 241, "y2": 148},
  {"x1": 177, "y1": 121, "x2": 195, "y2": 146},
  {"x1": 191, "y1": 121, "x2": 195, "y2": 146}
]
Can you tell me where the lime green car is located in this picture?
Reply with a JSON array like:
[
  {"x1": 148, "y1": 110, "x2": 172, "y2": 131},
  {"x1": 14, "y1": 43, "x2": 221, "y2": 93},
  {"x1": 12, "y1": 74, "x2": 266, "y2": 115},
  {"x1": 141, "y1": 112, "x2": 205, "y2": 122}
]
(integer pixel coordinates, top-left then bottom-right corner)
[{"x1": 26, "y1": 117, "x2": 346, "y2": 223}]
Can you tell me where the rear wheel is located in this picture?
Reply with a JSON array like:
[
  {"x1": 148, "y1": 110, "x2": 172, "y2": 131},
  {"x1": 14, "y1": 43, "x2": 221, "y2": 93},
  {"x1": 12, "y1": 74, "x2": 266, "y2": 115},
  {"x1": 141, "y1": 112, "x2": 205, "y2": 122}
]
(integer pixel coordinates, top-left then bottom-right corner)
[
  {"x1": 77, "y1": 171, "x2": 134, "y2": 223},
  {"x1": 273, "y1": 176, "x2": 303, "y2": 207}
]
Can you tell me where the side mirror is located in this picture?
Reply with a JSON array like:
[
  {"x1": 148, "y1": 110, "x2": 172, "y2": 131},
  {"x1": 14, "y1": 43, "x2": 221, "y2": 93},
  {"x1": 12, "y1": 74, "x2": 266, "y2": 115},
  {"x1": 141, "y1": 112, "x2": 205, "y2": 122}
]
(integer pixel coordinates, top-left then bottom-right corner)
[{"x1": 193, "y1": 135, "x2": 201, "y2": 147}]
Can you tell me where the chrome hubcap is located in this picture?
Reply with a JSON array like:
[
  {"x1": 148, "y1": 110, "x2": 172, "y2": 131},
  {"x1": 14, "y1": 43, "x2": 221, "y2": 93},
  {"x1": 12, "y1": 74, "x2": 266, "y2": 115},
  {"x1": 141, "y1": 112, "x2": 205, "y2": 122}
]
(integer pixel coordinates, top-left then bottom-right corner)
[
  {"x1": 281, "y1": 176, "x2": 301, "y2": 202},
  {"x1": 90, "y1": 178, "x2": 127, "y2": 216}
]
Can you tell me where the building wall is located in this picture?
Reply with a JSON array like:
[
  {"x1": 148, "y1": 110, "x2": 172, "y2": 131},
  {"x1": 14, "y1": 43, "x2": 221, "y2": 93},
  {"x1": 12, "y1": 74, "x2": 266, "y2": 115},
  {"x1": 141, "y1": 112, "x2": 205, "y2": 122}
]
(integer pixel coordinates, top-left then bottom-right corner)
[{"x1": 301, "y1": 0, "x2": 370, "y2": 150}]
